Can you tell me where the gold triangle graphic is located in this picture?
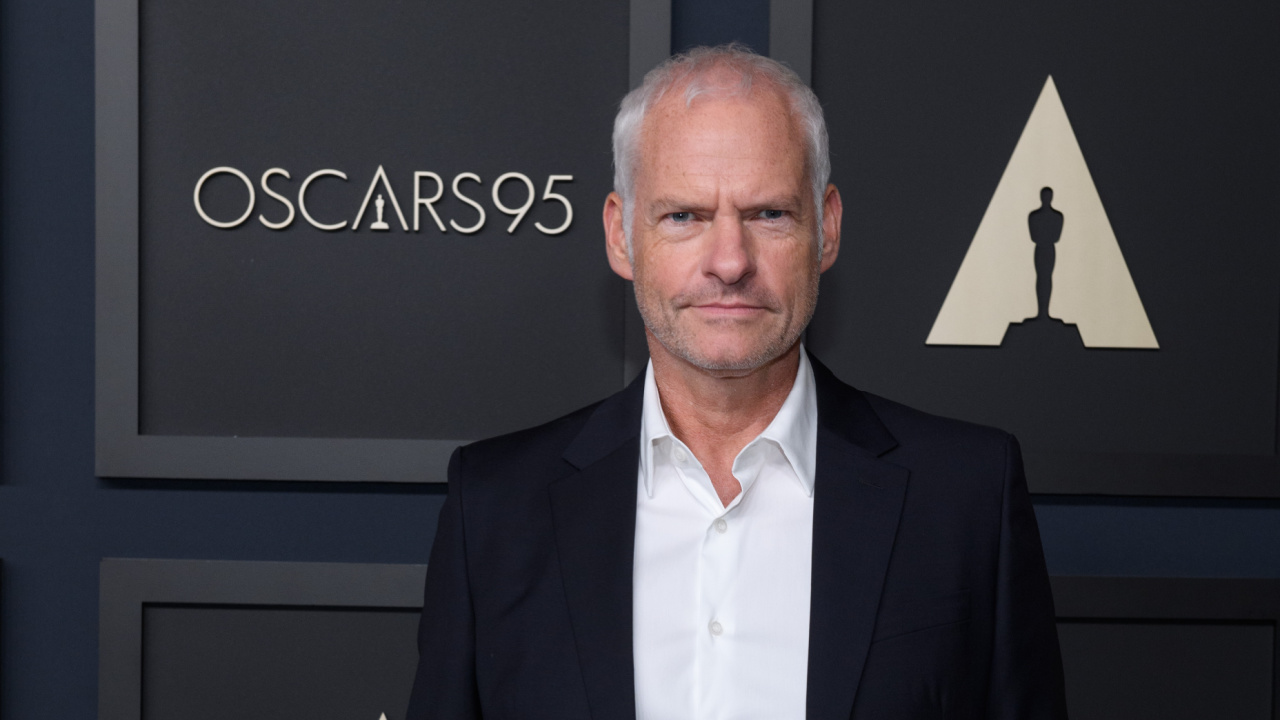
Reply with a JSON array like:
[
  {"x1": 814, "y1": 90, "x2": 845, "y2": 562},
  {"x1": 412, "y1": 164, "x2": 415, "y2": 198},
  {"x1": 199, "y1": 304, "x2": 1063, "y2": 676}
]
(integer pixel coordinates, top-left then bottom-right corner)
[{"x1": 926, "y1": 76, "x2": 1158, "y2": 349}]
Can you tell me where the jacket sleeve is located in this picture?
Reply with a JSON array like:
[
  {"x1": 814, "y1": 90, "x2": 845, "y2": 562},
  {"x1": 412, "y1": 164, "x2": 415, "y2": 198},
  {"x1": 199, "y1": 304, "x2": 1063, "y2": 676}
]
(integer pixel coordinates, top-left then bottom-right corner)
[
  {"x1": 405, "y1": 447, "x2": 483, "y2": 719},
  {"x1": 985, "y1": 435, "x2": 1068, "y2": 719}
]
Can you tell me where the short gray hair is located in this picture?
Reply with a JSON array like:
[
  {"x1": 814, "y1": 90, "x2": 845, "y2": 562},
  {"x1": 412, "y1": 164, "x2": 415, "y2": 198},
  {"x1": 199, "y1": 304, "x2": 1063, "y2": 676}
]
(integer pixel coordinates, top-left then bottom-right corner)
[{"x1": 611, "y1": 43, "x2": 831, "y2": 260}]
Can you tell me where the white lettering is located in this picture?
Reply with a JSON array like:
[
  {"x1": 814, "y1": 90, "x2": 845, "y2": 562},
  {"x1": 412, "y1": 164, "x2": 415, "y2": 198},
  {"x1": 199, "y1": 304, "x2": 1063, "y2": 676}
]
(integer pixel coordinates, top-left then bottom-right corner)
[
  {"x1": 258, "y1": 168, "x2": 295, "y2": 229},
  {"x1": 197, "y1": 167, "x2": 574, "y2": 236},
  {"x1": 449, "y1": 173, "x2": 486, "y2": 234},
  {"x1": 491, "y1": 172, "x2": 535, "y2": 234},
  {"x1": 194, "y1": 167, "x2": 255, "y2": 228},
  {"x1": 298, "y1": 169, "x2": 349, "y2": 231},
  {"x1": 535, "y1": 175, "x2": 574, "y2": 235},
  {"x1": 352, "y1": 165, "x2": 408, "y2": 232},
  {"x1": 414, "y1": 172, "x2": 446, "y2": 232}
]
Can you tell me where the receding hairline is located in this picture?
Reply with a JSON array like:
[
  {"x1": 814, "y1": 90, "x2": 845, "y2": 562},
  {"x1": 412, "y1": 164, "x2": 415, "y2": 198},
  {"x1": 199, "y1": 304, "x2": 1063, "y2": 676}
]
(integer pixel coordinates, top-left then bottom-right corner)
[
  {"x1": 630, "y1": 73, "x2": 814, "y2": 194},
  {"x1": 612, "y1": 44, "x2": 832, "y2": 259}
]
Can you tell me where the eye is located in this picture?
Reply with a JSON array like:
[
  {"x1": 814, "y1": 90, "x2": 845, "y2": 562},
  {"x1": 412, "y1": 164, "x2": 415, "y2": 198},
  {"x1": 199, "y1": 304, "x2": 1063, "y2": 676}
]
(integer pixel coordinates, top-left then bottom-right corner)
[
  {"x1": 759, "y1": 209, "x2": 786, "y2": 220},
  {"x1": 669, "y1": 211, "x2": 694, "y2": 223}
]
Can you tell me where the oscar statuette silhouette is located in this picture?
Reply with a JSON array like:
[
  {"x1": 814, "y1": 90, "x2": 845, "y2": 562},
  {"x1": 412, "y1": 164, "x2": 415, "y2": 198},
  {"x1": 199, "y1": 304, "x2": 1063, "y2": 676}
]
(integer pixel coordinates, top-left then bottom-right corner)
[
  {"x1": 1029, "y1": 187, "x2": 1063, "y2": 320},
  {"x1": 1004, "y1": 186, "x2": 1084, "y2": 348}
]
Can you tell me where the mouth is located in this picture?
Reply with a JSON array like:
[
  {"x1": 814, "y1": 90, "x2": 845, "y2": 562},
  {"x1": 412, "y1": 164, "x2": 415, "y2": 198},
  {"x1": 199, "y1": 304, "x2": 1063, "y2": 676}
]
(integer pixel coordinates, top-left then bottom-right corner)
[{"x1": 690, "y1": 303, "x2": 768, "y2": 318}]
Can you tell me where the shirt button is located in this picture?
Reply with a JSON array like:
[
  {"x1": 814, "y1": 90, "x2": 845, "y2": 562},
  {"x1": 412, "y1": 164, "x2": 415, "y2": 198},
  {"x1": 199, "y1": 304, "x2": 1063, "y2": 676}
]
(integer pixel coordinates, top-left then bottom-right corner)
[
  {"x1": 673, "y1": 446, "x2": 689, "y2": 463},
  {"x1": 709, "y1": 620, "x2": 723, "y2": 636},
  {"x1": 714, "y1": 518, "x2": 728, "y2": 534}
]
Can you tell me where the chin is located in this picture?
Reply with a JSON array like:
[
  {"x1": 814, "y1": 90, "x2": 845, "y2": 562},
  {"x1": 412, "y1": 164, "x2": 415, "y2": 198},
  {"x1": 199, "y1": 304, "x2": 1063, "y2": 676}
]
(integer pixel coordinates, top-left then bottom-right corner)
[
  {"x1": 676, "y1": 338, "x2": 789, "y2": 373},
  {"x1": 641, "y1": 307, "x2": 804, "y2": 374}
]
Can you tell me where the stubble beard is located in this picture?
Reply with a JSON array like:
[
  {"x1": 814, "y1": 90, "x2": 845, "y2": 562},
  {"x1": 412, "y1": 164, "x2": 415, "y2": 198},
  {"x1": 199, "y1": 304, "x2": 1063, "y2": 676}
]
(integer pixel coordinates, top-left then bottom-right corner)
[{"x1": 633, "y1": 271, "x2": 821, "y2": 373}]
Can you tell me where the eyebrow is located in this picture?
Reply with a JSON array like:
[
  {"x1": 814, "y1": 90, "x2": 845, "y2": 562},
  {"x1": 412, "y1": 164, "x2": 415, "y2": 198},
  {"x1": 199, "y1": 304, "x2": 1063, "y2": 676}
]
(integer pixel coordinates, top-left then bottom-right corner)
[
  {"x1": 647, "y1": 198, "x2": 712, "y2": 216},
  {"x1": 742, "y1": 195, "x2": 805, "y2": 214},
  {"x1": 646, "y1": 194, "x2": 805, "y2": 216}
]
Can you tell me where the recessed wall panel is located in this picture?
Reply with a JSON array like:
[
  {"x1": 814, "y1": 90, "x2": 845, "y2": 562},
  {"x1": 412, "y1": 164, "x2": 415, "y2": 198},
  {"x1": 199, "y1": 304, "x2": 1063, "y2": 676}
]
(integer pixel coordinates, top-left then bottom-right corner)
[
  {"x1": 143, "y1": 606, "x2": 419, "y2": 720},
  {"x1": 806, "y1": 0, "x2": 1280, "y2": 495},
  {"x1": 96, "y1": 0, "x2": 669, "y2": 480},
  {"x1": 1057, "y1": 621, "x2": 1273, "y2": 720},
  {"x1": 137, "y1": 0, "x2": 627, "y2": 441}
]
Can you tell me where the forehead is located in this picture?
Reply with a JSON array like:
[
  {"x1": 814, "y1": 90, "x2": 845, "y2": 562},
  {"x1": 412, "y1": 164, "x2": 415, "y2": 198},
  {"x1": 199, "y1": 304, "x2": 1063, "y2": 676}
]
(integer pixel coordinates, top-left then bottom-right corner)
[{"x1": 635, "y1": 81, "x2": 808, "y2": 189}]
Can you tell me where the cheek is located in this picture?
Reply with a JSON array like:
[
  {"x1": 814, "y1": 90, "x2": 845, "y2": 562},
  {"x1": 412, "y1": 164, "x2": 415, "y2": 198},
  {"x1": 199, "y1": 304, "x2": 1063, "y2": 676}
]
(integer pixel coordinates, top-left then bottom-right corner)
[
  {"x1": 634, "y1": 244, "x2": 699, "y2": 292},
  {"x1": 759, "y1": 249, "x2": 818, "y2": 297}
]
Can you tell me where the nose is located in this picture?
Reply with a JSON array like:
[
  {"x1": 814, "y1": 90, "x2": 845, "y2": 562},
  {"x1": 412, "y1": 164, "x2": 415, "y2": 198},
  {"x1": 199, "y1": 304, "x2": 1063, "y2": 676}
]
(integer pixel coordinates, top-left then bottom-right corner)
[{"x1": 702, "y1": 214, "x2": 754, "y2": 285}]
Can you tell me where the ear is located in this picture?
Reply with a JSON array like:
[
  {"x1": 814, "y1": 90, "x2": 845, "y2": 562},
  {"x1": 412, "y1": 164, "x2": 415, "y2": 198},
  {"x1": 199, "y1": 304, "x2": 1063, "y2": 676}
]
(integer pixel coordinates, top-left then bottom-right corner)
[
  {"x1": 603, "y1": 191, "x2": 634, "y2": 280},
  {"x1": 818, "y1": 184, "x2": 842, "y2": 273}
]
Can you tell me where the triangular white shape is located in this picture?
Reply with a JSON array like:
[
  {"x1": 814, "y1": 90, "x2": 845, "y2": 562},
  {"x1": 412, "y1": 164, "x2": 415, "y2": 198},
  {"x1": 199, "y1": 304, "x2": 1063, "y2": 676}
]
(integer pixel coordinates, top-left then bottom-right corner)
[{"x1": 926, "y1": 76, "x2": 1158, "y2": 349}]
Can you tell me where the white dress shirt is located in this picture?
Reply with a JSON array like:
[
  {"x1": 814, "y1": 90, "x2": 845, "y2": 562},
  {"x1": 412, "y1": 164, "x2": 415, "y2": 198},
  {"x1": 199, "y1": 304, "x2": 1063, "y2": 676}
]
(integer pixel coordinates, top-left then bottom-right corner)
[{"x1": 633, "y1": 347, "x2": 819, "y2": 720}]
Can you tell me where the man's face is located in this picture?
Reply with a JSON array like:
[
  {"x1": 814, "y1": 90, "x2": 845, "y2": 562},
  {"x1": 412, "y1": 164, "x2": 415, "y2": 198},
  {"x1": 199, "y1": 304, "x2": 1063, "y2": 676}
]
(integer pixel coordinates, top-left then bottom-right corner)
[{"x1": 605, "y1": 83, "x2": 841, "y2": 374}]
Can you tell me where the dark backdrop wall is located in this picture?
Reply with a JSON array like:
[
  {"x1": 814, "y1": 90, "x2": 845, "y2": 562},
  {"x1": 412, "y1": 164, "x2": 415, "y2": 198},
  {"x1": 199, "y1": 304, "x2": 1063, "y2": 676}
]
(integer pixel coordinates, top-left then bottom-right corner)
[{"x1": 0, "y1": 0, "x2": 1278, "y2": 718}]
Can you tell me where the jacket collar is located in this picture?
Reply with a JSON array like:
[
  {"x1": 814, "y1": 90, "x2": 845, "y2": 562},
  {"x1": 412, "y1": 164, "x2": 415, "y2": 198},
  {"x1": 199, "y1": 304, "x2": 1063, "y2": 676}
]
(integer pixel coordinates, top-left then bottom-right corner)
[
  {"x1": 563, "y1": 351, "x2": 894, "y2": 469},
  {"x1": 550, "y1": 371, "x2": 645, "y2": 720},
  {"x1": 808, "y1": 352, "x2": 897, "y2": 457},
  {"x1": 562, "y1": 368, "x2": 645, "y2": 471},
  {"x1": 637, "y1": 346, "x2": 820, "y2": 500},
  {"x1": 551, "y1": 353, "x2": 908, "y2": 720}
]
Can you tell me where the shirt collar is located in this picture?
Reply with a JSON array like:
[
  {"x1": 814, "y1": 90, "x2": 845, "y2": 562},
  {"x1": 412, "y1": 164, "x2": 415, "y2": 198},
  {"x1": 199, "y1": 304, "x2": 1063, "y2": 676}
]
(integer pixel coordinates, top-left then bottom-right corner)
[{"x1": 638, "y1": 345, "x2": 818, "y2": 498}]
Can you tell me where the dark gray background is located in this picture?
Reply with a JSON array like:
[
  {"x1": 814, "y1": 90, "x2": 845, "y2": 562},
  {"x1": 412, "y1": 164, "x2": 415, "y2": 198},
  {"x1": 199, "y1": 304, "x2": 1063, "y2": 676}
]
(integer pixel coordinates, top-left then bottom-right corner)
[
  {"x1": 807, "y1": 0, "x2": 1279, "y2": 457},
  {"x1": 139, "y1": 612, "x2": 1279, "y2": 720},
  {"x1": 139, "y1": 0, "x2": 629, "y2": 439},
  {"x1": 125, "y1": 576, "x2": 1280, "y2": 720},
  {"x1": 1058, "y1": 621, "x2": 1274, "y2": 719},
  {"x1": 4, "y1": 1, "x2": 1280, "y2": 720},
  {"x1": 143, "y1": 606, "x2": 419, "y2": 720}
]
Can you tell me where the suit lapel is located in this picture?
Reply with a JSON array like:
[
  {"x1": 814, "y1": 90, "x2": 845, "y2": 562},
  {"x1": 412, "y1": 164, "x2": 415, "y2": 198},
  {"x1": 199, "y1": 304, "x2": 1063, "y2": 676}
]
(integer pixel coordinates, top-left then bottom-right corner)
[
  {"x1": 548, "y1": 377, "x2": 643, "y2": 720},
  {"x1": 805, "y1": 356, "x2": 910, "y2": 720},
  {"x1": 544, "y1": 357, "x2": 905, "y2": 720}
]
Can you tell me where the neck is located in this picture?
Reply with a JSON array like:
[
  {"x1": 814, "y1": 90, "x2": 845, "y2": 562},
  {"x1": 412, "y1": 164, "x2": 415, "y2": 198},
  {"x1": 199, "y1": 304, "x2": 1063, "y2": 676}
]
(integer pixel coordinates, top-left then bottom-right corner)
[{"x1": 648, "y1": 335, "x2": 801, "y2": 479}]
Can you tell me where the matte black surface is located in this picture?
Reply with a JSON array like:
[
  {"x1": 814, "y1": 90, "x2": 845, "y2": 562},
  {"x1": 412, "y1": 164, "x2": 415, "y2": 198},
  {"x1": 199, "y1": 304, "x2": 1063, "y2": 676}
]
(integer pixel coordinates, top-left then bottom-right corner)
[
  {"x1": 1051, "y1": 576, "x2": 1280, "y2": 719},
  {"x1": 1026, "y1": 450, "x2": 1280, "y2": 497},
  {"x1": 143, "y1": 606, "x2": 419, "y2": 720},
  {"x1": 1057, "y1": 621, "x2": 1273, "y2": 720},
  {"x1": 138, "y1": 0, "x2": 628, "y2": 441},
  {"x1": 99, "y1": 559, "x2": 428, "y2": 720},
  {"x1": 807, "y1": 0, "x2": 1280, "y2": 494}
]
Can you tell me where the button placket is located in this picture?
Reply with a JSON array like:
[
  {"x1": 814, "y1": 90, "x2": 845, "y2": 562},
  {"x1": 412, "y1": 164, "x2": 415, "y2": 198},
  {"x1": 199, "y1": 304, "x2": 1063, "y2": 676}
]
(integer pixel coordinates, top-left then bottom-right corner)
[{"x1": 700, "y1": 507, "x2": 735, "y2": 653}]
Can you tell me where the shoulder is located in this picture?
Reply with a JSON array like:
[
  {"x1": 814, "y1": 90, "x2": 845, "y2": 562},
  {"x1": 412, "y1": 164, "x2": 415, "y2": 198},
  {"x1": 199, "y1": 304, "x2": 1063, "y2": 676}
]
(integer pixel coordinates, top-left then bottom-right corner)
[
  {"x1": 862, "y1": 391, "x2": 1013, "y2": 459},
  {"x1": 809, "y1": 352, "x2": 1015, "y2": 501},
  {"x1": 857, "y1": 390, "x2": 1018, "y2": 516},
  {"x1": 809, "y1": 353, "x2": 1013, "y2": 465},
  {"x1": 448, "y1": 370, "x2": 643, "y2": 493},
  {"x1": 452, "y1": 399, "x2": 603, "y2": 486}
]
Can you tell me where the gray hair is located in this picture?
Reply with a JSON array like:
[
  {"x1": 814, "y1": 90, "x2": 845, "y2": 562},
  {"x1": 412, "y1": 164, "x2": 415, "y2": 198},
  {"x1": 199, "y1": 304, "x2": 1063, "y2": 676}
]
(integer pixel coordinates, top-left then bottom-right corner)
[{"x1": 611, "y1": 43, "x2": 831, "y2": 260}]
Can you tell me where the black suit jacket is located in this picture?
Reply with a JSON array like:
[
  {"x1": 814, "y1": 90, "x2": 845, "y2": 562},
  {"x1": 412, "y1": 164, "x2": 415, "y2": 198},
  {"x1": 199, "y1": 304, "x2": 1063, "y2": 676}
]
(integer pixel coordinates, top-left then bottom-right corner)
[{"x1": 406, "y1": 356, "x2": 1067, "y2": 719}]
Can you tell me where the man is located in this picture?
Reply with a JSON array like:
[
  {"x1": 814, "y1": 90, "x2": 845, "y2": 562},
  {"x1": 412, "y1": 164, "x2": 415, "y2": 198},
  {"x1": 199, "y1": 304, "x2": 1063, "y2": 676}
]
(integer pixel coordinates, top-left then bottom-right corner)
[{"x1": 406, "y1": 45, "x2": 1067, "y2": 719}]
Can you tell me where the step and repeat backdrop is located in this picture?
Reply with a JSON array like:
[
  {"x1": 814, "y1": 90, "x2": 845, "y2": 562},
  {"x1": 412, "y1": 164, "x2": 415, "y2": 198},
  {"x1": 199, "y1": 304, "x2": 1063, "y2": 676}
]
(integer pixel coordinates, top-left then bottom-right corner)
[
  {"x1": 98, "y1": 0, "x2": 1279, "y2": 492},
  {"x1": 93, "y1": 0, "x2": 1277, "y2": 718}
]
